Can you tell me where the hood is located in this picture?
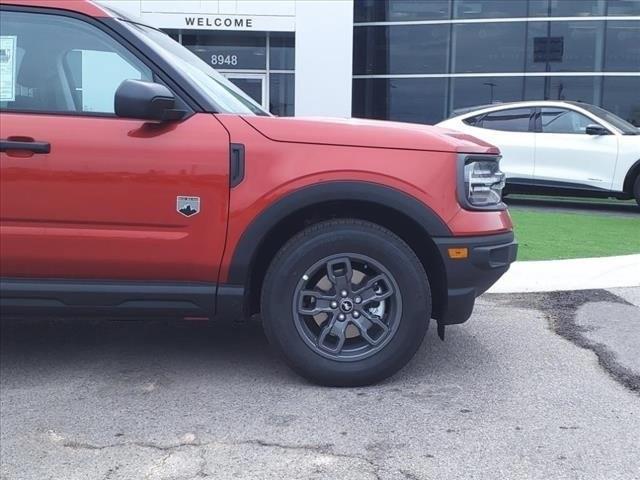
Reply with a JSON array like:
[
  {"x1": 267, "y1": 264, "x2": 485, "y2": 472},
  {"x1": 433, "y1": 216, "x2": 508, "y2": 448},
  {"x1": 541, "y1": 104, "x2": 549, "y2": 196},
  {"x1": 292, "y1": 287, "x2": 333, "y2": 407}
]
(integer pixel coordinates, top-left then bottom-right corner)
[{"x1": 242, "y1": 116, "x2": 499, "y2": 155}]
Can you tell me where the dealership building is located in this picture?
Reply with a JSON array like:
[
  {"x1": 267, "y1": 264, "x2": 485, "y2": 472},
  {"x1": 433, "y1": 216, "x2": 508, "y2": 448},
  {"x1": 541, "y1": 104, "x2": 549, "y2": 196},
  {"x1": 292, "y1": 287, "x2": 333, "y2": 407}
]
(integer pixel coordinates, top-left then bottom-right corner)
[{"x1": 102, "y1": 0, "x2": 640, "y2": 125}]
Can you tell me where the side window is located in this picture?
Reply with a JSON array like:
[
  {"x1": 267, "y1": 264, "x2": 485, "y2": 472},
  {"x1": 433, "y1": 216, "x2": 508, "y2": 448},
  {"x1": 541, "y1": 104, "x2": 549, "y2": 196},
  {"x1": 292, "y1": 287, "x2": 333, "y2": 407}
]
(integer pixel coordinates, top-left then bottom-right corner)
[
  {"x1": 540, "y1": 108, "x2": 595, "y2": 134},
  {"x1": 476, "y1": 108, "x2": 533, "y2": 132},
  {"x1": 0, "y1": 10, "x2": 152, "y2": 115}
]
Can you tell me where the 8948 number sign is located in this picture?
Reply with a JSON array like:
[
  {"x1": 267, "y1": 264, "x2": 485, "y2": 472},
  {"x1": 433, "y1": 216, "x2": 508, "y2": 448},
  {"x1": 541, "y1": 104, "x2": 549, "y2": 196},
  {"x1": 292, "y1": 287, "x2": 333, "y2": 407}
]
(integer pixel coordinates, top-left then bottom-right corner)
[{"x1": 211, "y1": 54, "x2": 238, "y2": 66}]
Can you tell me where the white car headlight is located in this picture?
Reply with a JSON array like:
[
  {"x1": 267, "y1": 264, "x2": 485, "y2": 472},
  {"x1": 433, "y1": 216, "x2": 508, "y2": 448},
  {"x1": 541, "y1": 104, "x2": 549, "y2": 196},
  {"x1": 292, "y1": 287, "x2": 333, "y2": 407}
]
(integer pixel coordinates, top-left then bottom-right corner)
[{"x1": 458, "y1": 155, "x2": 506, "y2": 210}]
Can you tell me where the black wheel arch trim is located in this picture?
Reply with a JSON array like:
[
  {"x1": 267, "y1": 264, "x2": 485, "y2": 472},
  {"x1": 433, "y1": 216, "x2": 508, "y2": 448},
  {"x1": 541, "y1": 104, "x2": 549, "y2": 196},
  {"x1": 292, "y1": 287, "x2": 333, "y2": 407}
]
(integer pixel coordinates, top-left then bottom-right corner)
[
  {"x1": 226, "y1": 181, "x2": 452, "y2": 285},
  {"x1": 623, "y1": 159, "x2": 640, "y2": 195}
]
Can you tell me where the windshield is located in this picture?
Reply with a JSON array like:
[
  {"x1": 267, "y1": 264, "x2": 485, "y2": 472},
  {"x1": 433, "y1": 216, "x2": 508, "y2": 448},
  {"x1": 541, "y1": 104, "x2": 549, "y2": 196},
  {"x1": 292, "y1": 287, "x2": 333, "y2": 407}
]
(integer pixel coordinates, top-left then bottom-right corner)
[
  {"x1": 573, "y1": 103, "x2": 638, "y2": 135},
  {"x1": 121, "y1": 21, "x2": 269, "y2": 116}
]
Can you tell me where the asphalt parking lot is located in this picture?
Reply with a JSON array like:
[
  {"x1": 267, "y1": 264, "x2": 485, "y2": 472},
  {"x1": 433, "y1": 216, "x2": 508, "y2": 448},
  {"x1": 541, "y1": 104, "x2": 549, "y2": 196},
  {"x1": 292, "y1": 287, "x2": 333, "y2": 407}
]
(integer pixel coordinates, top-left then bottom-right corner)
[{"x1": 1, "y1": 288, "x2": 639, "y2": 480}]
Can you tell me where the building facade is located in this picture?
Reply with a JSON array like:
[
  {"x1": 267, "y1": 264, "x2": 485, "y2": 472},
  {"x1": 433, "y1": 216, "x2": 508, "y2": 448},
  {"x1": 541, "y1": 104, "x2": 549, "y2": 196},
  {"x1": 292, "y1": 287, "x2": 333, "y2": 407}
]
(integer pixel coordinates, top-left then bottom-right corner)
[
  {"x1": 102, "y1": 0, "x2": 640, "y2": 125},
  {"x1": 101, "y1": 0, "x2": 355, "y2": 117}
]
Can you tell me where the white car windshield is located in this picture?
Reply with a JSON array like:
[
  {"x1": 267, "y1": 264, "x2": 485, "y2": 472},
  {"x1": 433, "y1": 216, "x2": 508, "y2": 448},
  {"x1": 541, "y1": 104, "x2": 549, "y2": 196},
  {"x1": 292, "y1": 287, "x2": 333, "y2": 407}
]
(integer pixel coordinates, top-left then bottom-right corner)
[
  {"x1": 121, "y1": 21, "x2": 269, "y2": 116},
  {"x1": 573, "y1": 103, "x2": 638, "y2": 135}
]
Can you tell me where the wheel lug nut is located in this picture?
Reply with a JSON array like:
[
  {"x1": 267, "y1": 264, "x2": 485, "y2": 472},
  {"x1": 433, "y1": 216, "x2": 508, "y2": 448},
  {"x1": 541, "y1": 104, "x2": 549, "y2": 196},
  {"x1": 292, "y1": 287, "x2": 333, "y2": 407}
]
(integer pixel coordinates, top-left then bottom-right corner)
[
  {"x1": 340, "y1": 290, "x2": 348, "y2": 297},
  {"x1": 353, "y1": 311, "x2": 360, "y2": 318},
  {"x1": 331, "y1": 301, "x2": 338, "y2": 308},
  {"x1": 355, "y1": 297, "x2": 362, "y2": 304},
  {"x1": 338, "y1": 313, "x2": 346, "y2": 321}
]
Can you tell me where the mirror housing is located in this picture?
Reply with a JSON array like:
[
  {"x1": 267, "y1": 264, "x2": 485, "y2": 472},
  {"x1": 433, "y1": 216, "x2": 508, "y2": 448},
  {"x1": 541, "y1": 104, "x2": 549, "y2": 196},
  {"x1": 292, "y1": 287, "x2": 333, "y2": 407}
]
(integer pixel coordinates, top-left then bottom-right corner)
[
  {"x1": 115, "y1": 79, "x2": 187, "y2": 122},
  {"x1": 585, "y1": 124, "x2": 609, "y2": 136}
]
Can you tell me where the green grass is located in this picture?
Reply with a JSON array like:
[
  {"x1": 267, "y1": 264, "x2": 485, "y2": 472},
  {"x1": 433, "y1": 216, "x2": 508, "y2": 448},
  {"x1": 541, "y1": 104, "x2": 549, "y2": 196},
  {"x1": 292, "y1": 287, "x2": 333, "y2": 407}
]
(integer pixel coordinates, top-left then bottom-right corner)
[{"x1": 510, "y1": 209, "x2": 640, "y2": 261}]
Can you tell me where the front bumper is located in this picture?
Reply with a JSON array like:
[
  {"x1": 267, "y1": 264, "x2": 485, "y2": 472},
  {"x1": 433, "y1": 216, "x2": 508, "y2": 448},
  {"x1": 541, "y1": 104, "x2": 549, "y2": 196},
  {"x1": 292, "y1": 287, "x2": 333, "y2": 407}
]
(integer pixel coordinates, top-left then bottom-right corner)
[{"x1": 433, "y1": 231, "x2": 517, "y2": 325}]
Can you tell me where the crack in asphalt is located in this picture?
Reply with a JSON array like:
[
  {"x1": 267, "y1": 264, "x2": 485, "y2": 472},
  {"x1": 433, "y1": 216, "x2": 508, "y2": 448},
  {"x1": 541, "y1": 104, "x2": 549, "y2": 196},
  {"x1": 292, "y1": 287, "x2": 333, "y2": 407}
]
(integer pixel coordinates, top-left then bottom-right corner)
[
  {"x1": 59, "y1": 437, "x2": 385, "y2": 480},
  {"x1": 490, "y1": 289, "x2": 640, "y2": 393}
]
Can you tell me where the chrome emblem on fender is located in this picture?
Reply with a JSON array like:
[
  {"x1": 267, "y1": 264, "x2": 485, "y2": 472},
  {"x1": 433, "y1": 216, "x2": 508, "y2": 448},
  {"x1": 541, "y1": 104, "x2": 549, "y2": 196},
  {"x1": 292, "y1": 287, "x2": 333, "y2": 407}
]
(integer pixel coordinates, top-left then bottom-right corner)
[{"x1": 177, "y1": 196, "x2": 200, "y2": 217}]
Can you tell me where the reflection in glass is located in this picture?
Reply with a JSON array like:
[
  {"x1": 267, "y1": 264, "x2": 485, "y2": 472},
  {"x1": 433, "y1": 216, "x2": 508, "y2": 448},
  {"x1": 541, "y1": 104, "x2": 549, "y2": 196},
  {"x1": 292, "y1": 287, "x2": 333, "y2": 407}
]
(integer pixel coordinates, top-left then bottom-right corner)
[
  {"x1": 351, "y1": 0, "x2": 640, "y2": 125},
  {"x1": 528, "y1": 0, "x2": 606, "y2": 16},
  {"x1": 605, "y1": 21, "x2": 640, "y2": 72},
  {"x1": 451, "y1": 77, "x2": 526, "y2": 110},
  {"x1": 352, "y1": 78, "x2": 447, "y2": 125},
  {"x1": 606, "y1": 0, "x2": 640, "y2": 15},
  {"x1": 354, "y1": 0, "x2": 450, "y2": 22},
  {"x1": 478, "y1": 108, "x2": 533, "y2": 132},
  {"x1": 538, "y1": 76, "x2": 600, "y2": 104},
  {"x1": 354, "y1": 25, "x2": 449, "y2": 75},
  {"x1": 540, "y1": 107, "x2": 592, "y2": 134},
  {"x1": 453, "y1": 22, "x2": 527, "y2": 73},
  {"x1": 602, "y1": 77, "x2": 640, "y2": 126},
  {"x1": 526, "y1": 21, "x2": 604, "y2": 72},
  {"x1": 453, "y1": 0, "x2": 527, "y2": 18}
]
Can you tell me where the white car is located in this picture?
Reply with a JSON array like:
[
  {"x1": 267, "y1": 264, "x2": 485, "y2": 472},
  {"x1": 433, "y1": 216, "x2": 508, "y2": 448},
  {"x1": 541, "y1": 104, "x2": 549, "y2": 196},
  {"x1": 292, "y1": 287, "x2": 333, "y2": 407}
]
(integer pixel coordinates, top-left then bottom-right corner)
[{"x1": 437, "y1": 101, "x2": 640, "y2": 206}]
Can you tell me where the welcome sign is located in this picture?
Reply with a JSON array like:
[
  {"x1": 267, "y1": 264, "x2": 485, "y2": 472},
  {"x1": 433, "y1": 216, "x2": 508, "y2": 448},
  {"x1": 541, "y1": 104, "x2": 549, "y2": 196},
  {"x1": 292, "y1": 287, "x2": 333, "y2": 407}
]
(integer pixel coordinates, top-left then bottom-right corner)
[{"x1": 142, "y1": 13, "x2": 295, "y2": 32}]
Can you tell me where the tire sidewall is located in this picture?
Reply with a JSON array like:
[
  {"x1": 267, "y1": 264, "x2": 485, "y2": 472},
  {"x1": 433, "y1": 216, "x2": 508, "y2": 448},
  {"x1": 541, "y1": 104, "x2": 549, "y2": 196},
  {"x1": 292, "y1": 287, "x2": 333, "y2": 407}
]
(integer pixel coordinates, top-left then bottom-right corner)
[{"x1": 262, "y1": 222, "x2": 431, "y2": 386}]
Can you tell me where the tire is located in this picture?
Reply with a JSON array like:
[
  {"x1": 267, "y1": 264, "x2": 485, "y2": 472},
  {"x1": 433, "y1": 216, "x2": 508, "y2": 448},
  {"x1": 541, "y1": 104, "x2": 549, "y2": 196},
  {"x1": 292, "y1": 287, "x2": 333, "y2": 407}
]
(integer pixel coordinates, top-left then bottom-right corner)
[
  {"x1": 634, "y1": 175, "x2": 640, "y2": 207},
  {"x1": 261, "y1": 219, "x2": 432, "y2": 387}
]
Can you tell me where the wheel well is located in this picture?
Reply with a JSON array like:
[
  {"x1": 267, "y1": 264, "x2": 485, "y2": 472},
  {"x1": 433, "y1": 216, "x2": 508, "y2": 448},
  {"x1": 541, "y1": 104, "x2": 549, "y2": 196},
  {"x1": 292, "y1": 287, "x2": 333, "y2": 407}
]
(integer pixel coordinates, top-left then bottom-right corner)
[
  {"x1": 623, "y1": 160, "x2": 640, "y2": 195},
  {"x1": 245, "y1": 200, "x2": 447, "y2": 320}
]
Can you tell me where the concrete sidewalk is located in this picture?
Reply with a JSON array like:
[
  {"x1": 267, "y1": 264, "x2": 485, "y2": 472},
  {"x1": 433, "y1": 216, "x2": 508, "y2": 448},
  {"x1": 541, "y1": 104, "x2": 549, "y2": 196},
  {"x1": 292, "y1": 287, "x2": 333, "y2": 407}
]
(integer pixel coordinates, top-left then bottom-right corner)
[{"x1": 488, "y1": 254, "x2": 640, "y2": 293}]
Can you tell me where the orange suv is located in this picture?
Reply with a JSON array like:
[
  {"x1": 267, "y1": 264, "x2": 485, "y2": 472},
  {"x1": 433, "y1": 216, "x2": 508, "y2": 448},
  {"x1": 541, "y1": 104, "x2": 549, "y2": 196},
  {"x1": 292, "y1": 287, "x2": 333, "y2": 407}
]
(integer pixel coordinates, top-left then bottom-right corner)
[{"x1": 0, "y1": 0, "x2": 517, "y2": 386}]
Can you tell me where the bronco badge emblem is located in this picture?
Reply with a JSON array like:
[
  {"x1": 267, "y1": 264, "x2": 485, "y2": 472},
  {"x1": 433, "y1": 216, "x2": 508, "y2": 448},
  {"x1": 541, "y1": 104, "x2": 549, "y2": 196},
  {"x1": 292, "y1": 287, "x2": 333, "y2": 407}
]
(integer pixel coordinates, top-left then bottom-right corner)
[{"x1": 177, "y1": 196, "x2": 200, "y2": 217}]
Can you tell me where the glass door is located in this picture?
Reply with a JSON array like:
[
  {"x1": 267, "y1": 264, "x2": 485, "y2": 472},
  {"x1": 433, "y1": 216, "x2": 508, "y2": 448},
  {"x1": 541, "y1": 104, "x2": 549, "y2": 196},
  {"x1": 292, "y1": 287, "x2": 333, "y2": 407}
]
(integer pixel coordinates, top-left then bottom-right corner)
[{"x1": 222, "y1": 73, "x2": 267, "y2": 110}]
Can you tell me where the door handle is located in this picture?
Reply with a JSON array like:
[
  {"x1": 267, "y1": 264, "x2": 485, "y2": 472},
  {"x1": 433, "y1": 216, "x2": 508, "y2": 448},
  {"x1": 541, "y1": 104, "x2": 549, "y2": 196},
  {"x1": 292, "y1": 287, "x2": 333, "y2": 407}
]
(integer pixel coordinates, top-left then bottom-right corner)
[{"x1": 0, "y1": 138, "x2": 51, "y2": 154}]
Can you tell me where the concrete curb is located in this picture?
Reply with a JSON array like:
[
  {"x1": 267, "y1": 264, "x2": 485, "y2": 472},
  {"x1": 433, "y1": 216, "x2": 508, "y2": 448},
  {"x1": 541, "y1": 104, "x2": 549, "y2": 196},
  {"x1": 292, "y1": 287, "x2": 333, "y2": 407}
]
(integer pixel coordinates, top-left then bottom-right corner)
[{"x1": 487, "y1": 254, "x2": 640, "y2": 293}]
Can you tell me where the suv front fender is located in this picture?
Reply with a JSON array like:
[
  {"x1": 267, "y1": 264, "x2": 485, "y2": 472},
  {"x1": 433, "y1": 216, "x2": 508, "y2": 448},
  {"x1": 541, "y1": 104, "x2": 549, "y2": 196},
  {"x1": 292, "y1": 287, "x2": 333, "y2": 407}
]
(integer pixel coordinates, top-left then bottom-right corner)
[{"x1": 224, "y1": 181, "x2": 452, "y2": 286}]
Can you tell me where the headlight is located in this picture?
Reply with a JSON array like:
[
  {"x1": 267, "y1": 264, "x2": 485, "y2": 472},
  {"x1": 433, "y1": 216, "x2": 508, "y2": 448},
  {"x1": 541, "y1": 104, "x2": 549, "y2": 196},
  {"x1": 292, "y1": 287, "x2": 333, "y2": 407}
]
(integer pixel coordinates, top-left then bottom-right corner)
[{"x1": 458, "y1": 155, "x2": 506, "y2": 210}]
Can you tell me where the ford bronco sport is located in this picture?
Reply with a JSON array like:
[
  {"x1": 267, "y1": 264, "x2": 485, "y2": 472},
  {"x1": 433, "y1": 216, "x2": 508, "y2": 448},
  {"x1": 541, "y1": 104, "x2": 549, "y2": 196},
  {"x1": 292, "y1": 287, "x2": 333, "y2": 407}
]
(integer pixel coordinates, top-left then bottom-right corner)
[{"x1": 0, "y1": 0, "x2": 517, "y2": 386}]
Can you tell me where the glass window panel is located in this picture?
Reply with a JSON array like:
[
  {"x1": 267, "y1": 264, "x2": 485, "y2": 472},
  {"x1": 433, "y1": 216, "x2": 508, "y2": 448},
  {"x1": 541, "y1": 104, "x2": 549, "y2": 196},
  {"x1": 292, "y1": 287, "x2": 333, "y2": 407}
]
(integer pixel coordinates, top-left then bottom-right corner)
[
  {"x1": 477, "y1": 108, "x2": 533, "y2": 132},
  {"x1": 550, "y1": 0, "x2": 606, "y2": 16},
  {"x1": 354, "y1": 0, "x2": 450, "y2": 22},
  {"x1": 226, "y1": 77, "x2": 264, "y2": 105},
  {"x1": 353, "y1": 25, "x2": 449, "y2": 75},
  {"x1": 527, "y1": 0, "x2": 550, "y2": 16},
  {"x1": 529, "y1": 0, "x2": 608, "y2": 16},
  {"x1": 0, "y1": 10, "x2": 152, "y2": 114},
  {"x1": 181, "y1": 30, "x2": 266, "y2": 70},
  {"x1": 540, "y1": 107, "x2": 593, "y2": 133},
  {"x1": 352, "y1": 77, "x2": 447, "y2": 125},
  {"x1": 602, "y1": 77, "x2": 640, "y2": 126},
  {"x1": 526, "y1": 21, "x2": 604, "y2": 72},
  {"x1": 607, "y1": 0, "x2": 640, "y2": 15},
  {"x1": 605, "y1": 21, "x2": 640, "y2": 72},
  {"x1": 453, "y1": 22, "x2": 527, "y2": 73},
  {"x1": 450, "y1": 77, "x2": 526, "y2": 110},
  {"x1": 269, "y1": 72, "x2": 295, "y2": 116},
  {"x1": 66, "y1": 50, "x2": 150, "y2": 113},
  {"x1": 269, "y1": 32, "x2": 295, "y2": 70},
  {"x1": 523, "y1": 76, "x2": 546, "y2": 100},
  {"x1": 525, "y1": 76, "x2": 601, "y2": 103},
  {"x1": 453, "y1": 0, "x2": 527, "y2": 18}
]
